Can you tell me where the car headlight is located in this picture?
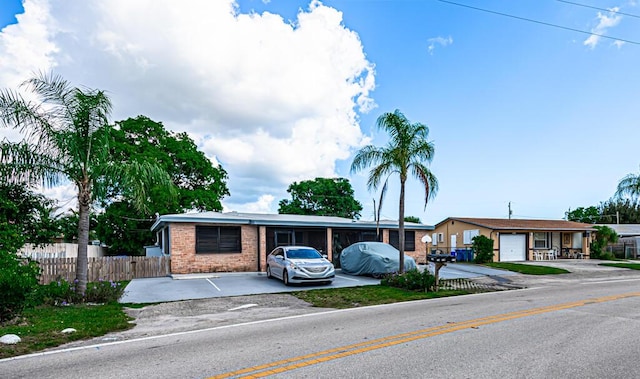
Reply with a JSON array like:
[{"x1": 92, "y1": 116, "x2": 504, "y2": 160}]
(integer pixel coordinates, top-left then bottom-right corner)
[{"x1": 288, "y1": 262, "x2": 299, "y2": 270}]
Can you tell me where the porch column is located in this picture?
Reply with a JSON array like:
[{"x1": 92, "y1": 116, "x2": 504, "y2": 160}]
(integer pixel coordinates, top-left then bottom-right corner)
[
  {"x1": 259, "y1": 226, "x2": 267, "y2": 271},
  {"x1": 583, "y1": 233, "x2": 591, "y2": 258}
]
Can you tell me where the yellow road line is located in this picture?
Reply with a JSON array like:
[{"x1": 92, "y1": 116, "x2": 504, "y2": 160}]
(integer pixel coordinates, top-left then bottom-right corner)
[{"x1": 209, "y1": 292, "x2": 640, "y2": 379}]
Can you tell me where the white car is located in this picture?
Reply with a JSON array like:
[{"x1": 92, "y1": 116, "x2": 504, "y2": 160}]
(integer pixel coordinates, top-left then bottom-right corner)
[{"x1": 266, "y1": 246, "x2": 335, "y2": 285}]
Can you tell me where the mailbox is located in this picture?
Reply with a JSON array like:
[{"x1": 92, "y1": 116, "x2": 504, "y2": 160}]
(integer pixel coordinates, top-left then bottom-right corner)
[{"x1": 427, "y1": 253, "x2": 456, "y2": 263}]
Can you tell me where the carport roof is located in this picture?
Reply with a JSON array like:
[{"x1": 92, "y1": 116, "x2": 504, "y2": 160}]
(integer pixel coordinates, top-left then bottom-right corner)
[
  {"x1": 151, "y1": 211, "x2": 434, "y2": 231},
  {"x1": 437, "y1": 217, "x2": 596, "y2": 231},
  {"x1": 599, "y1": 224, "x2": 640, "y2": 237}
]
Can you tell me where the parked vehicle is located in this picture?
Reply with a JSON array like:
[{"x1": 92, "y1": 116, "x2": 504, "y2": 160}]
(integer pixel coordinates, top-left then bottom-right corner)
[
  {"x1": 340, "y1": 242, "x2": 416, "y2": 277},
  {"x1": 266, "y1": 246, "x2": 335, "y2": 285}
]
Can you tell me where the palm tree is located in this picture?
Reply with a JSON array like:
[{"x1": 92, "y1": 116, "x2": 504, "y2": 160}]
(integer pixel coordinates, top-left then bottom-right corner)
[
  {"x1": 0, "y1": 72, "x2": 175, "y2": 294},
  {"x1": 351, "y1": 109, "x2": 438, "y2": 273},
  {"x1": 616, "y1": 168, "x2": 640, "y2": 202}
]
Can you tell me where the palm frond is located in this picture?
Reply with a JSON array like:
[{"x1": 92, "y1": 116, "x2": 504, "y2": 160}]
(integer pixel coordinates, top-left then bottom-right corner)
[
  {"x1": 352, "y1": 109, "x2": 438, "y2": 210},
  {"x1": 411, "y1": 162, "x2": 439, "y2": 208},
  {"x1": 98, "y1": 161, "x2": 177, "y2": 213},
  {"x1": 616, "y1": 172, "x2": 640, "y2": 200},
  {"x1": 0, "y1": 141, "x2": 65, "y2": 187}
]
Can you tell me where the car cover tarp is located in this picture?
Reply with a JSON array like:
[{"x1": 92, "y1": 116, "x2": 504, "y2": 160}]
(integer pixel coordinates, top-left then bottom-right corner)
[{"x1": 340, "y1": 242, "x2": 416, "y2": 276}]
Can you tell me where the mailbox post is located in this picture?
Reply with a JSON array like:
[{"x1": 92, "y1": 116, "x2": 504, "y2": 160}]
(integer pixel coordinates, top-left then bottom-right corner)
[{"x1": 427, "y1": 253, "x2": 456, "y2": 291}]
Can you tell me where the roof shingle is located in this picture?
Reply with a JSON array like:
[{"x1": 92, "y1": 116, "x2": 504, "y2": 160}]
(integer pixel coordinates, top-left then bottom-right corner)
[{"x1": 443, "y1": 217, "x2": 595, "y2": 231}]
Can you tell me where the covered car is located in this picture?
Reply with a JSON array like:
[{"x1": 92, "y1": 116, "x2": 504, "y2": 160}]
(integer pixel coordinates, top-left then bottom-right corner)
[{"x1": 339, "y1": 242, "x2": 417, "y2": 277}]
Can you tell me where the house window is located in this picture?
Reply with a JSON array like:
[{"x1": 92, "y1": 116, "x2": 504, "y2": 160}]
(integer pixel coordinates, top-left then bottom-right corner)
[
  {"x1": 196, "y1": 226, "x2": 241, "y2": 254},
  {"x1": 533, "y1": 232, "x2": 549, "y2": 249},
  {"x1": 463, "y1": 229, "x2": 480, "y2": 245},
  {"x1": 432, "y1": 233, "x2": 438, "y2": 246},
  {"x1": 389, "y1": 230, "x2": 416, "y2": 251}
]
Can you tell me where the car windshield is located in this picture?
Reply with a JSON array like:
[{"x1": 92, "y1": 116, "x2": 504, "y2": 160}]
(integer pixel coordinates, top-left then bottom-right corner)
[{"x1": 286, "y1": 248, "x2": 322, "y2": 259}]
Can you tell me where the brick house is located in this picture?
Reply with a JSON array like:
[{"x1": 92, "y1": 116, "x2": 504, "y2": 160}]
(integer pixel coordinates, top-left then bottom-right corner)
[
  {"x1": 431, "y1": 217, "x2": 596, "y2": 262},
  {"x1": 150, "y1": 212, "x2": 434, "y2": 274}
]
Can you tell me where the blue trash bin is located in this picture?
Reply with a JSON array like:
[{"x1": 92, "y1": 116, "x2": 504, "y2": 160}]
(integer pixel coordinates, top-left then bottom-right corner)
[{"x1": 466, "y1": 249, "x2": 474, "y2": 262}]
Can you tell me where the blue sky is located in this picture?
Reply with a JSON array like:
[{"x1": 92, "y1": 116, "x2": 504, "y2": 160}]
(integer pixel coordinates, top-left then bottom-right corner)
[{"x1": 1, "y1": 0, "x2": 639, "y2": 224}]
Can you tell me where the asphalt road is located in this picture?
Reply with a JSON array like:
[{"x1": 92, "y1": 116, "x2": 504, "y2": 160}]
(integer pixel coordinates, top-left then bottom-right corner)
[{"x1": 2, "y1": 267, "x2": 640, "y2": 378}]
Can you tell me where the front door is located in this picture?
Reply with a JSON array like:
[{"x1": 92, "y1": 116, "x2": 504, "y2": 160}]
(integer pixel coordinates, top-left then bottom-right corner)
[{"x1": 450, "y1": 234, "x2": 457, "y2": 253}]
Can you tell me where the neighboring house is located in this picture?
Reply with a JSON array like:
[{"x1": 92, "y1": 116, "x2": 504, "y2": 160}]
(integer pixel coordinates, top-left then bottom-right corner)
[
  {"x1": 598, "y1": 224, "x2": 640, "y2": 259},
  {"x1": 149, "y1": 212, "x2": 434, "y2": 274},
  {"x1": 431, "y1": 217, "x2": 596, "y2": 262}
]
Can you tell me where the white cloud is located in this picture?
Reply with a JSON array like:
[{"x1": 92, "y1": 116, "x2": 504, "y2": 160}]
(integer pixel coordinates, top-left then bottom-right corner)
[
  {"x1": 427, "y1": 36, "x2": 453, "y2": 55},
  {"x1": 0, "y1": 0, "x2": 58, "y2": 90},
  {"x1": 0, "y1": 0, "x2": 376, "y2": 213},
  {"x1": 224, "y1": 194, "x2": 275, "y2": 213},
  {"x1": 583, "y1": 7, "x2": 622, "y2": 49}
]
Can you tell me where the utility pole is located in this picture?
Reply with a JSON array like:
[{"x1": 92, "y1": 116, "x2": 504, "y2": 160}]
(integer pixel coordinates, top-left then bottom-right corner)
[{"x1": 508, "y1": 202, "x2": 512, "y2": 219}]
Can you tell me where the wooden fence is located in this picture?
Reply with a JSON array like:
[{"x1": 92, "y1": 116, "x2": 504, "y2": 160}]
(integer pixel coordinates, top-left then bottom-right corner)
[{"x1": 35, "y1": 256, "x2": 171, "y2": 284}]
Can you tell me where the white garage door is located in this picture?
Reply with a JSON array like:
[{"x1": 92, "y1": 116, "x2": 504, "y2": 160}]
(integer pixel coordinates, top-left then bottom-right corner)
[{"x1": 499, "y1": 234, "x2": 526, "y2": 261}]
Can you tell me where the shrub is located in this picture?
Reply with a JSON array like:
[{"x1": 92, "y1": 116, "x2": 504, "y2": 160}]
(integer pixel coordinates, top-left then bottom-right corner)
[
  {"x1": 590, "y1": 225, "x2": 619, "y2": 260},
  {"x1": 381, "y1": 269, "x2": 436, "y2": 292},
  {"x1": 472, "y1": 235, "x2": 495, "y2": 264},
  {"x1": 34, "y1": 278, "x2": 126, "y2": 306},
  {"x1": 0, "y1": 249, "x2": 41, "y2": 322}
]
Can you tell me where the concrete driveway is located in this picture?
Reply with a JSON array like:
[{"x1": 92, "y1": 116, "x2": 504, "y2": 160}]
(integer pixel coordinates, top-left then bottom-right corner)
[
  {"x1": 119, "y1": 263, "x2": 517, "y2": 304},
  {"x1": 120, "y1": 270, "x2": 381, "y2": 303}
]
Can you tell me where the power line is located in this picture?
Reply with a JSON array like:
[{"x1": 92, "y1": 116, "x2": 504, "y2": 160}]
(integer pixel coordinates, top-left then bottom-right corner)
[
  {"x1": 434, "y1": 0, "x2": 640, "y2": 45},
  {"x1": 556, "y1": 0, "x2": 640, "y2": 19}
]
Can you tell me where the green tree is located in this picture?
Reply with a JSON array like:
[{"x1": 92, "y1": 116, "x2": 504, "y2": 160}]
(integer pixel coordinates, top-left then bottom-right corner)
[
  {"x1": 56, "y1": 211, "x2": 98, "y2": 243},
  {"x1": 598, "y1": 198, "x2": 640, "y2": 224},
  {"x1": 565, "y1": 206, "x2": 600, "y2": 223},
  {"x1": 590, "y1": 225, "x2": 619, "y2": 260},
  {"x1": 96, "y1": 116, "x2": 229, "y2": 254},
  {"x1": 278, "y1": 177, "x2": 363, "y2": 219},
  {"x1": 0, "y1": 72, "x2": 175, "y2": 294},
  {"x1": 0, "y1": 184, "x2": 43, "y2": 322},
  {"x1": 0, "y1": 183, "x2": 59, "y2": 246},
  {"x1": 404, "y1": 216, "x2": 421, "y2": 223},
  {"x1": 351, "y1": 109, "x2": 438, "y2": 273}
]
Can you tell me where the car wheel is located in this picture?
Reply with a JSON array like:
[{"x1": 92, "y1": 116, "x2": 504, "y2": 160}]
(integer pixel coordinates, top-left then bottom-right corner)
[
  {"x1": 282, "y1": 270, "x2": 290, "y2": 286},
  {"x1": 266, "y1": 265, "x2": 272, "y2": 279}
]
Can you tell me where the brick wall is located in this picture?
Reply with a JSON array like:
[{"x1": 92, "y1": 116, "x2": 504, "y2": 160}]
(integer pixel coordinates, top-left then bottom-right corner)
[{"x1": 169, "y1": 223, "x2": 259, "y2": 274}]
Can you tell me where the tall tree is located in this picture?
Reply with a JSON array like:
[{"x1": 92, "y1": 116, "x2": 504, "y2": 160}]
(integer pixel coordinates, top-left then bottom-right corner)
[
  {"x1": 351, "y1": 109, "x2": 438, "y2": 273},
  {"x1": 0, "y1": 73, "x2": 175, "y2": 294},
  {"x1": 96, "y1": 116, "x2": 229, "y2": 254},
  {"x1": 404, "y1": 216, "x2": 421, "y2": 223},
  {"x1": 0, "y1": 183, "x2": 59, "y2": 247},
  {"x1": 565, "y1": 206, "x2": 600, "y2": 223},
  {"x1": 278, "y1": 177, "x2": 363, "y2": 219},
  {"x1": 599, "y1": 198, "x2": 640, "y2": 224}
]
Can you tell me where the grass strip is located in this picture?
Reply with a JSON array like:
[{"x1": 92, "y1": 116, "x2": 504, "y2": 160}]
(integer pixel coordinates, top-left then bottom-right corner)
[
  {"x1": 292, "y1": 285, "x2": 471, "y2": 309},
  {"x1": 0, "y1": 303, "x2": 133, "y2": 359},
  {"x1": 600, "y1": 263, "x2": 640, "y2": 270},
  {"x1": 484, "y1": 262, "x2": 569, "y2": 275}
]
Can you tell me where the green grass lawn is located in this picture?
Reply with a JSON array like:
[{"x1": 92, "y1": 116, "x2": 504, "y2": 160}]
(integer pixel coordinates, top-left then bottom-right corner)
[
  {"x1": 484, "y1": 262, "x2": 570, "y2": 275},
  {"x1": 599, "y1": 262, "x2": 640, "y2": 270},
  {"x1": 292, "y1": 285, "x2": 472, "y2": 309},
  {"x1": 0, "y1": 303, "x2": 133, "y2": 359}
]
